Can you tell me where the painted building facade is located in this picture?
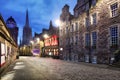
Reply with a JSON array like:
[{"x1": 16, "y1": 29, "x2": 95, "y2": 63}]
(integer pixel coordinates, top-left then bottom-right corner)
[{"x1": 34, "y1": 21, "x2": 59, "y2": 58}]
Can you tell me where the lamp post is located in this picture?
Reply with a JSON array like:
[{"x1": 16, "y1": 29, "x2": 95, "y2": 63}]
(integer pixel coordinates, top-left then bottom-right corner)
[
  {"x1": 55, "y1": 19, "x2": 62, "y2": 59},
  {"x1": 30, "y1": 40, "x2": 34, "y2": 56}
]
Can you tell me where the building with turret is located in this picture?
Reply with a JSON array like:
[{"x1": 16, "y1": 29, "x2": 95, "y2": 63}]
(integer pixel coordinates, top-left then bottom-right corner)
[{"x1": 6, "y1": 16, "x2": 19, "y2": 45}]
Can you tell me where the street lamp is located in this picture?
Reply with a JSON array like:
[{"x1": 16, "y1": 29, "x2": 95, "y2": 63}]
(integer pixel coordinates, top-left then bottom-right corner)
[
  {"x1": 55, "y1": 19, "x2": 61, "y2": 26},
  {"x1": 43, "y1": 34, "x2": 49, "y2": 39},
  {"x1": 36, "y1": 38, "x2": 40, "y2": 43},
  {"x1": 55, "y1": 19, "x2": 62, "y2": 59},
  {"x1": 30, "y1": 40, "x2": 34, "y2": 45},
  {"x1": 60, "y1": 48, "x2": 63, "y2": 51}
]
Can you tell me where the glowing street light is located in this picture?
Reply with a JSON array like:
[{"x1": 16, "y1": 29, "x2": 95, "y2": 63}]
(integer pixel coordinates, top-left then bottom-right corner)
[
  {"x1": 30, "y1": 40, "x2": 34, "y2": 44},
  {"x1": 49, "y1": 52, "x2": 52, "y2": 56},
  {"x1": 43, "y1": 34, "x2": 49, "y2": 39},
  {"x1": 36, "y1": 38, "x2": 40, "y2": 43},
  {"x1": 60, "y1": 48, "x2": 63, "y2": 51},
  {"x1": 23, "y1": 45, "x2": 26, "y2": 50},
  {"x1": 55, "y1": 19, "x2": 61, "y2": 26}
]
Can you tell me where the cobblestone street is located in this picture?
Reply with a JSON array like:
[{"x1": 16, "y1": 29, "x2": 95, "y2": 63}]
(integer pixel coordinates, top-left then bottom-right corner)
[{"x1": 1, "y1": 56, "x2": 120, "y2": 80}]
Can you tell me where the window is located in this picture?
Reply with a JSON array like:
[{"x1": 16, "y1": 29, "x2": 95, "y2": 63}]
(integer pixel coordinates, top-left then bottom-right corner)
[
  {"x1": 85, "y1": 17, "x2": 89, "y2": 27},
  {"x1": 92, "y1": 32, "x2": 97, "y2": 46},
  {"x1": 110, "y1": 25, "x2": 118, "y2": 46},
  {"x1": 85, "y1": 33, "x2": 90, "y2": 46},
  {"x1": 86, "y1": 3, "x2": 89, "y2": 11},
  {"x1": 66, "y1": 27, "x2": 68, "y2": 32},
  {"x1": 76, "y1": 22, "x2": 78, "y2": 31},
  {"x1": 60, "y1": 30, "x2": 62, "y2": 35},
  {"x1": 72, "y1": 24, "x2": 74, "y2": 32},
  {"x1": 92, "y1": 0, "x2": 96, "y2": 6},
  {"x1": 72, "y1": 37, "x2": 74, "y2": 42},
  {"x1": 92, "y1": 13, "x2": 97, "y2": 25},
  {"x1": 110, "y1": 3, "x2": 118, "y2": 17},
  {"x1": 75, "y1": 36, "x2": 79, "y2": 45},
  {"x1": 70, "y1": 37, "x2": 73, "y2": 44},
  {"x1": 71, "y1": 37, "x2": 74, "y2": 45},
  {"x1": 60, "y1": 40, "x2": 62, "y2": 45}
]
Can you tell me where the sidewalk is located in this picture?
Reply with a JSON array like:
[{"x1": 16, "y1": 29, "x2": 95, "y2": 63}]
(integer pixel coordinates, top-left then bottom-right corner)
[
  {"x1": 66, "y1": 60, "x2": 120, "y2": 71},
  {"x1": 0, "y1": 59, "x2": 19, "y2": 77}
]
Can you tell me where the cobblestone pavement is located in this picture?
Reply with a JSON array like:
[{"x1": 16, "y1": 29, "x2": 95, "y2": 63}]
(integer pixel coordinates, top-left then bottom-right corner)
[{"x1": 1, "y1": 56, "x2": 120, "y2": 80}]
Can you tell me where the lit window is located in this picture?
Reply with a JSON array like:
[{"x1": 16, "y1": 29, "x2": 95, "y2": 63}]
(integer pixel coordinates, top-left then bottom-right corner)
[
  {"x1": 92, "y1": 13, "x2": 97, "y2": 25},
  {"x1": 110, "y1": 3, "x2": 118, "y2": 17},
  {"x1": 110, "y1": 25, "x2": 118, "y2": 46},
  {"x1": 92, "y1": 32, "x2": 97, "y2": 46},
  {"x1": 85, "y1": 33, "x2": 90, "y2": 46}
]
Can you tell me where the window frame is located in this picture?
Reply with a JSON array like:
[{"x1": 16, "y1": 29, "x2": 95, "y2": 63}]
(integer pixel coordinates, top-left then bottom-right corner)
[
  {"x1": 85, "y1": 17, "x2": 89, "y2": 28},
  {"x1": 91, "y1": 13, "x2": 97, "y2": 25},
  {"x1": 91, "y1": 31, "x2": 97, "y2": 47},
  {"x1": 85, "y1": 33, "x2": 90, "y2": 47},
  {"x1": 110, "y1": 2, "x2": 118, "y2": 17},
  {"x1": 109, "y1": 25, "x2": 119, "y2": 47}
]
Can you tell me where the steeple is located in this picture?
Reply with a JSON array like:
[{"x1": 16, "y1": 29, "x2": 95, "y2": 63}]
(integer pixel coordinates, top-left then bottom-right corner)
[
  {"x1": 25, "y1": 9, "x2": 29, "y2": 27},
  {"x1": 22, "y1": 9, "x2": 32, "y2": 46},
  {"x1": 49, "y1": 20, "x2": 53, "y2": 29}
]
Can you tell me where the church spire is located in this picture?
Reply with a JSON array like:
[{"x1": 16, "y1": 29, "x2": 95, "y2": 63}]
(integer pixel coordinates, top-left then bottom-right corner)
[
  {"x1": 25, "y1": 9, "x2": 29, "y2": 27},
  {"x1": 49, "y1": 20, "x2": 53, "y2": 29}
]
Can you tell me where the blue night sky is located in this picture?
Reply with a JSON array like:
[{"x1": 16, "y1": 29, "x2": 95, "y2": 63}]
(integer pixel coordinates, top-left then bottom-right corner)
[{"x1": 0, "y1": 0, "x2": 76, "y2": 44}]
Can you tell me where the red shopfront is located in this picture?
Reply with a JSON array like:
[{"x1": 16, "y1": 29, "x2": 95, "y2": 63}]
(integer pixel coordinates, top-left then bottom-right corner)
[{"x1": 44, "y1": 35, "x2": 59, "y2": 58}]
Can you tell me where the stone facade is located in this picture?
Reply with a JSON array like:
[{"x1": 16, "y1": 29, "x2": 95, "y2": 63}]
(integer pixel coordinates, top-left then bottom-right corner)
[
  {"x1": 0, "y1": 15, "x2": 18, "y2": 73},
  {"x1": 59, "y1": 4, "x2": 73, "y2": 60},
  {"x1": 59, "y1": 0, "x2": 120, "y2": 64}
]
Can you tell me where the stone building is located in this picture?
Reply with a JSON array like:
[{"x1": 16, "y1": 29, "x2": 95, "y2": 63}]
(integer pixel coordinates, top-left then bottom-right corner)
[
  {"x1": 6, "y1": 16, "x2": 19, "y2": 45},
  {"x1": 59, "y1": 0, "x2": 120, "y2": 64},
  {"x1": 0, "y1": 15, "x2": 18, "y2": 73},
  {"x1": 59, "y1": 4, "x2": 74, "y2": 60}
]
